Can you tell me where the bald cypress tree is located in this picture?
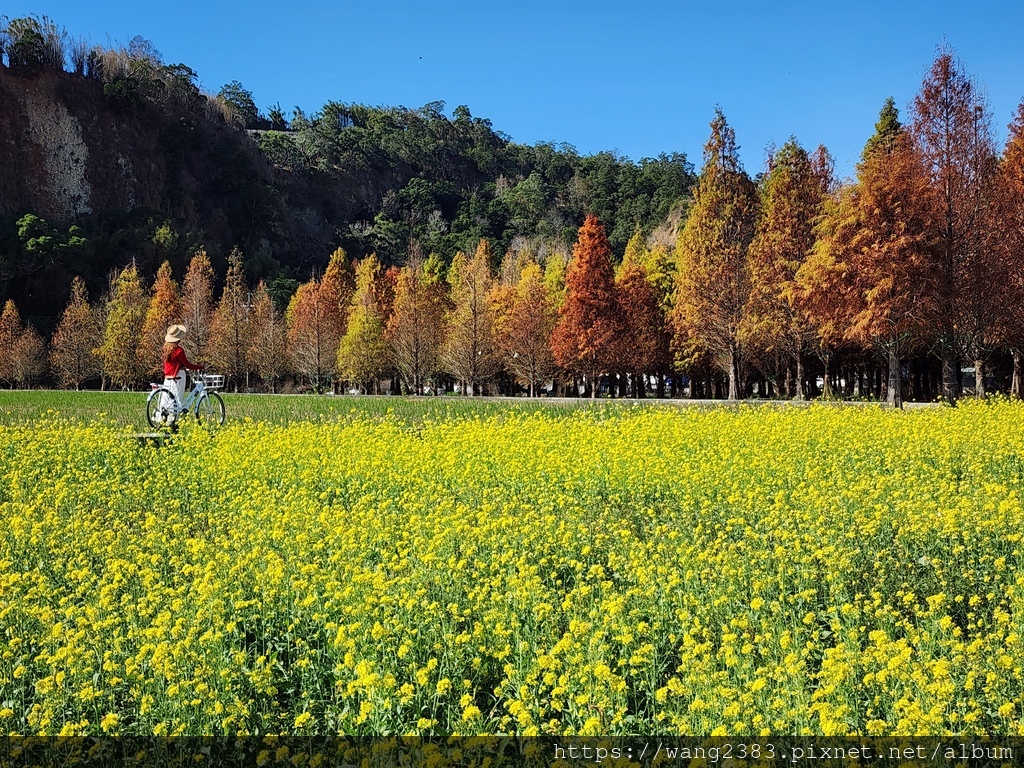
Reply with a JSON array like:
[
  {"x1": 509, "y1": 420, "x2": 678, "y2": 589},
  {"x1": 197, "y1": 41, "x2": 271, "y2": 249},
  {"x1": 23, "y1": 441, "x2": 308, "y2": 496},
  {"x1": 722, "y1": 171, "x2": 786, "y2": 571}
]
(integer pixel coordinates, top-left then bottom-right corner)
[
  {"x1": 912, "y1": 50, "x2": 998, "y2": 400},
  {"x1": 50, "y1": 277, "x2": 103, "y2": 389},
  {"x1": 672, "y1": 109, "x2": 758, "y2": 400},
  {"x1": 550, "y1": 214, "x2": 622, "y2": 398},
  {"x1": 799, "y1": 100, "x2": 938, "y2": 408},
  {"x1": 748, "y1": 139, "x2": 828, "y2": 399}
]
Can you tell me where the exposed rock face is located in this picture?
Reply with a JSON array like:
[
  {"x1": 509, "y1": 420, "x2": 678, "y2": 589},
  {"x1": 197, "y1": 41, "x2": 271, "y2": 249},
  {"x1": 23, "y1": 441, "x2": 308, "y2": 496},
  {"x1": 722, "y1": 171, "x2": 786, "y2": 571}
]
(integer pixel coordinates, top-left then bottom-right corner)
[
  {"x1": 0, "y1": 68, "x2": 172, "y2": 221},
  {"x1": 22, "y1": 81, "x2": 93, "y2": 217}
]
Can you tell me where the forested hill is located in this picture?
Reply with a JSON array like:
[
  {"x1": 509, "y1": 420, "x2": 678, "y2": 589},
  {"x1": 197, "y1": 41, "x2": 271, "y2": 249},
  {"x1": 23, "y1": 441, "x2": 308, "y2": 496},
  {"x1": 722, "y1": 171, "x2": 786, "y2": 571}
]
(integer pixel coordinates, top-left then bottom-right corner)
[{"x1": 0, "y1": 16, "x2": 695, "y2": 327}]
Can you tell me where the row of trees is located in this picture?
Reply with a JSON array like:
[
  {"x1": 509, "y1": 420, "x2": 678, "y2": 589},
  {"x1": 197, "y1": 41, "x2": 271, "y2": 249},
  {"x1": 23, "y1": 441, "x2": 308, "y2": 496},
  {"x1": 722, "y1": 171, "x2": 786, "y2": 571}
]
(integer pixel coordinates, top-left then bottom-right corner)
[
  {"x1": 667, "y1": 50, "x2": 1024, "y2": 406},
  {"x1": 4, "y1": 48, "x2": 1023, "y2": 404}
]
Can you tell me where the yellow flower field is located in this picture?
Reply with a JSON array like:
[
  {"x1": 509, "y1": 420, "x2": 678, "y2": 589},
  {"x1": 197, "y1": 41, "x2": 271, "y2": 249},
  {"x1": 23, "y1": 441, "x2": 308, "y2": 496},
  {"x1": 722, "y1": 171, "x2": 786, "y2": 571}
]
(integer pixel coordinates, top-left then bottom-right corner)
[{"x1": 2, "y1": 400, "x2": 1024, "y2": 736}]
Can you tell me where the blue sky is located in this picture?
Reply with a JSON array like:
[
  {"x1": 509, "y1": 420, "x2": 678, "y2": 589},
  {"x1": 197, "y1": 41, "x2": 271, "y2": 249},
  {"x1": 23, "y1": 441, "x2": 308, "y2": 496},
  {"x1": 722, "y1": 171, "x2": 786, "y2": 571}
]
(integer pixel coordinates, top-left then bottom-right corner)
[{"x1": 8, "y1": 0, "x2": 1024, "y2": 180}]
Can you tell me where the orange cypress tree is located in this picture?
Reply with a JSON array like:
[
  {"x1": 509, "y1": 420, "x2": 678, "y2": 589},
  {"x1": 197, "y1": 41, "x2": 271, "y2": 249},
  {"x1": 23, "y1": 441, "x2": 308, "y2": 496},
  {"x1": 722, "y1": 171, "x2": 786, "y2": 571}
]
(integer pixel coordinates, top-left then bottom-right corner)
[
  {"x1": 208, "y1": 248, "x2": 252, "y2": 390},
  {"x1": 912, "y1": 50, "x2": 998, "y2": 399},
  {"x1": 496, "y1": 261, "x2": 557, "y2": 397},
  {"x1": 0, "y1": 299, "x2": 23, "y2": 387},
  {"x1": 387, "y1": 250, "x2": 446, "y2": 395},
  {"x1": 137, "y1": 261, "x2": 182, "y2": 375},
  {"x1": 748, "y1": 139, "x2": 827, "y2": 399},
  {"x1": 798, "y1": 101, "x2": 938, "y2": 408},
  {"x1": 319, "y1": 247, "x2": 355, "y2": 388},
  {"x1": 180, "y1": 249, "x2": 215, "y2": 364},
  {"x1": 50, "y1": 277, "x2": 103, "y2": 389},
  {"x1": 247, "y1": 280, "x2": 288, "y2": 392},
  {"x1": 550, "y1": 214, "x2": 622, "y2": 398},
  {"x1": 287, "y1": 278, "x2": 329, "y2": 392},
  {"x1": 13, "y1": 325, "x2": 46, "y2": 386},
  {"x1": 442, "y1": 240, "x2": 499, "y2": 396}
]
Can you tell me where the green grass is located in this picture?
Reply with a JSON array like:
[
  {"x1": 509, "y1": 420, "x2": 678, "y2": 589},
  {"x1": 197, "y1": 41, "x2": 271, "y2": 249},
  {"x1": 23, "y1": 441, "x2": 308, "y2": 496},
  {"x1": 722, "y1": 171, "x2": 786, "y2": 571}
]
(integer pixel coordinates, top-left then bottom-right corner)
[{"x1": 0, "y1": 389, "x2": 654, "y2": 428}]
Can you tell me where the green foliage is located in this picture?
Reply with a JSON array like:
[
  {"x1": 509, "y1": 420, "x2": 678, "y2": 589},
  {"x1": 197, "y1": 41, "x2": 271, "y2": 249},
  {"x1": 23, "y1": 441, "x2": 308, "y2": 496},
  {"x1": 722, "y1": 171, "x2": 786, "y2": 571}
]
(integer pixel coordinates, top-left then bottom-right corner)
[
  {"x1": 862, "y1": 97, "x2": 903, "y2": 159},
  {"x1": 218, "y1": 80, "x2": 260, "y2": 128}
]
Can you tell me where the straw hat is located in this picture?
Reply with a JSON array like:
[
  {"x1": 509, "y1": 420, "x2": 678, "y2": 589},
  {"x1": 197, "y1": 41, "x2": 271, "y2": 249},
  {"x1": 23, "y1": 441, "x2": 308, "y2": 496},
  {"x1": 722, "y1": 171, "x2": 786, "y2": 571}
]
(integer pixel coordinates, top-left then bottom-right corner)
[{"x1": 165, "y1": 324, "x2": 187, "y2": 343}]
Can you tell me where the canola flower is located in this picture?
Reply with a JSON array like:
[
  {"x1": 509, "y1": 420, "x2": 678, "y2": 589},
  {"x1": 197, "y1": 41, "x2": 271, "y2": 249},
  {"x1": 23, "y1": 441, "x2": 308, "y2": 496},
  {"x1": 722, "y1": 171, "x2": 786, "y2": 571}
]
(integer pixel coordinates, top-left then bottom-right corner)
[{"x1": 2, "y1": 400, "x2": 1024, "y2": 736}]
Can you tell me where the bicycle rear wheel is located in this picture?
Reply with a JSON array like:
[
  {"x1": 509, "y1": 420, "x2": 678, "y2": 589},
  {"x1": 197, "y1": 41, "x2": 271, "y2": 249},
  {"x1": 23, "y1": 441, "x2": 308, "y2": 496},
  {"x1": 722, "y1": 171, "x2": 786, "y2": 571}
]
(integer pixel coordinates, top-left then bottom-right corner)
[
  {"x1": 146, "y1": 387, "x2": 179, "y2": 429},
  {"x1": 195, "y1": 392, "x2": 226, "y2": 426}
]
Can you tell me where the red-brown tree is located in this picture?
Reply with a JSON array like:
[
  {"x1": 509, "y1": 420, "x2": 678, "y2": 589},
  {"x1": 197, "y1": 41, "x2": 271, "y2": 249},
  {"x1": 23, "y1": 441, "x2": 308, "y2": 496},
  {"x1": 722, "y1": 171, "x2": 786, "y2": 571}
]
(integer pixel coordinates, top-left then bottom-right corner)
[
  {"x1": 495, "y1": 260, "x2": 557, "y2": 397},
  {"x1": 247, "y1": 281, "x2": 289, "y2": 393},
  {"x1": 799, "y1": 101, "x2": 938, "y2": 408},
  {"x1": 551, "y1": 214, "x2": 622, "y2": 398},
  {"x1": 912, "y1": 50, "x2": 999, "y2": 399},
  {"x1": 180, "y1": 249, "x2": 215, "y2": 365}
]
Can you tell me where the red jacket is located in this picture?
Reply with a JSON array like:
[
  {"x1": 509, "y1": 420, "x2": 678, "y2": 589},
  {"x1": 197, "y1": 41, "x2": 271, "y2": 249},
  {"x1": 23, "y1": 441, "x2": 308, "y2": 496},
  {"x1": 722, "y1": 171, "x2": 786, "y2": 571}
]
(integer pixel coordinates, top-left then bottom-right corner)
[{"x1": 163, "y1": 346, "x2": 202, "y2": 378}]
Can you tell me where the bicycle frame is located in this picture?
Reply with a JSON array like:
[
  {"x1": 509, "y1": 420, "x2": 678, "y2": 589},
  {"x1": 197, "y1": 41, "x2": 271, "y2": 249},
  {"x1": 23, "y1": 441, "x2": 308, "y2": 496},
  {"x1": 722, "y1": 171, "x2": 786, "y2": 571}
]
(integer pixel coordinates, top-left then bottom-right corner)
[{"x1": 151, "y1": 375, "x2": 208, "y2": 415}]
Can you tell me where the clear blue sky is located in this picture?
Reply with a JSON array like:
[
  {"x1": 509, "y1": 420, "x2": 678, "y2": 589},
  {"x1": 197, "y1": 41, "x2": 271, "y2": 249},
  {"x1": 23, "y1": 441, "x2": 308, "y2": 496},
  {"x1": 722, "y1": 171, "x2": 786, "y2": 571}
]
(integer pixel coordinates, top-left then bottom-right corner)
[{"x1": 9, "y1": 0, "x2": 1024, "y2": 180}]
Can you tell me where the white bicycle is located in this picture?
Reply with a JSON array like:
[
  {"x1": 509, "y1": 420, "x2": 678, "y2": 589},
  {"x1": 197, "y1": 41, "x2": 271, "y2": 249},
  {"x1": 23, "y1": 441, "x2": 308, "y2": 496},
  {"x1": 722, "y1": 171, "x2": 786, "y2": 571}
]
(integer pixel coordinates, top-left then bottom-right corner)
[{"x1": 147, "y1": 372, "x2": 226, "y2": 429}]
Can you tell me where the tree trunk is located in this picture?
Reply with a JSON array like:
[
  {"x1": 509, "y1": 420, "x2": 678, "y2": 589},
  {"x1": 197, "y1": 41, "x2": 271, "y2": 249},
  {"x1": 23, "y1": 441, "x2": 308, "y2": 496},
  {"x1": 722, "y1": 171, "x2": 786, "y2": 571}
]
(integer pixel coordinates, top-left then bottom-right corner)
[
  {"x1": 941, "y1": 349, "x2": 960, "y2": 402},
  {"x1": 821, "y1": 354, "x2": 832, "y2": 399},
  {"x1": 887, "y1": 344, "x2": 903, "y2": 409},
  {"x1": 794, "y1": 354, "x2": 805, "y2": 401},
  {"x1": 1012, "y1": 350, "x2": 1022, "y2": 399},
  {"x1": 974, "y1": 358, "x2": 985, "y2": 397},
  {"x1": 728, "y1": 348, "x2": 740, "y2": 401}
]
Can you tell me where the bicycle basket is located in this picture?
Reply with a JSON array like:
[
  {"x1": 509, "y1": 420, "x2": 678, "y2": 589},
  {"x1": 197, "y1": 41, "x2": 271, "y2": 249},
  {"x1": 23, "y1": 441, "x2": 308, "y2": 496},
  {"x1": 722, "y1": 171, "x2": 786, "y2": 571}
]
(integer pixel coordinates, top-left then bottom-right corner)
[{"x1": 199, "y1": 373, "x2": 225, "y2": 390}]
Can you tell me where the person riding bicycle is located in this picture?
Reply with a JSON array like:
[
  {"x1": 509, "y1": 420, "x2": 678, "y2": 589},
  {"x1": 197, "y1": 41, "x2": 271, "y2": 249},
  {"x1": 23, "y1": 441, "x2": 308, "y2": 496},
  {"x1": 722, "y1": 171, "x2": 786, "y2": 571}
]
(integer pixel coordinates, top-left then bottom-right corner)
[{"x1": 162, "y1": 325, "x2": 203, "y2": 413}]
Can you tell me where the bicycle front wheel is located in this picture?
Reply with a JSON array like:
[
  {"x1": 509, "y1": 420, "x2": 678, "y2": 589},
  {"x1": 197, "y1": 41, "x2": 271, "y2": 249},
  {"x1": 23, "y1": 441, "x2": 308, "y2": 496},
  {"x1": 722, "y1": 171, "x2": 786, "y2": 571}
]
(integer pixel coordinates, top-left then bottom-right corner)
[
  {"x1": 195, "y1": 392, "x2": 225, "y2": 426},
  {"x1": 146, "y1": 387, "x2": 179, "y2": 429}
]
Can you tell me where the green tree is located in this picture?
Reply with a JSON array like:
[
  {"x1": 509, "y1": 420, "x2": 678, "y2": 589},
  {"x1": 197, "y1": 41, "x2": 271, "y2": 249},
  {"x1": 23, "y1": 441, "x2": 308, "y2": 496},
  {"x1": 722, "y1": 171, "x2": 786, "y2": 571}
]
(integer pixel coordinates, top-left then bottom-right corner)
[
  {"x1": 338, "y1": 256, "x2": 390, "y2": 392},
  {"x1": 96, "y1": 264, "x2": 148, "y2": 389},
  {"x1": 217, "y1": 80, "x2": 260, "y2": 128}
]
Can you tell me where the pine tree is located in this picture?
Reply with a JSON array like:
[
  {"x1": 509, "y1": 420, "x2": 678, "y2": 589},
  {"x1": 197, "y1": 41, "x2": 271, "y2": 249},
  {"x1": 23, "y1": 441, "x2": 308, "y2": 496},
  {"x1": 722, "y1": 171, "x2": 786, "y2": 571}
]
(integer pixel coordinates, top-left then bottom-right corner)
[
  {"x1": 180, "y1": 248, "x2": 215, "y2": 365},
  {"x1": 671, "y1": 109, "x2": 758, "y2": 400},
  {"x1": 137, "y1": 261, "x2": 181, "y2": 376},
  {"x1": 208, "y1": 248, "x2": 252, "y2": 390},
  {"x1": 247, "y1": 281, "x2": 289, "y2": 393},
  {"x1": 50, "y1": 277, "x2": 102, "y2": 389},
  {"x1": 96, "y1": 264, "x2": 148, "y2": 389},
  {"x1": 338, "y1": 255, "x2": 390, "y2": 392},
  {"x1": 441, "y1": 240, "x2": 499, "y2": 396}
]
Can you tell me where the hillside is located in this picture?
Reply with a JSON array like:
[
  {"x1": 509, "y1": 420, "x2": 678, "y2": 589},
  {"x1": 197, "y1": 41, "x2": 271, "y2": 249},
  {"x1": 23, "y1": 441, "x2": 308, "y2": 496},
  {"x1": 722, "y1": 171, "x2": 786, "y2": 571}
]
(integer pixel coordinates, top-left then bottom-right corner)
[{"x1": 0, "y1": 16, "x2": 694, "y2": 328}]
